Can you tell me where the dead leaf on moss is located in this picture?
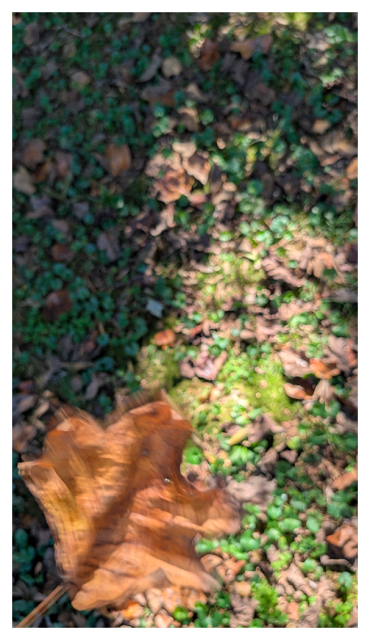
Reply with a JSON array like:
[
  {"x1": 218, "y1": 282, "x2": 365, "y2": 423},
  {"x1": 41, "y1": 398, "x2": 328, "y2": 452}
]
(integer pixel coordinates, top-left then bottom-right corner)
[
  {"x1": 182, "y1": 151, "x2": 210, "y2": 184},
  {"x1": 227, "y1": 475, "x2": 276, "y2": 509},
  {"x1": 43, "y1": 290, "x2": 72, "y2": 321},
  {"x1": 146, "y1": 588, "x2": 164, "y2": 615},
  {"x1": 154, "y1": 329, "x2": 176, "y2": 347},
  {"x1": 156, "y1": 168, "x2": 194, "y2": 204},
  {"x1": 326, "y1": 336, "x2": 357, "y2": 375},
  {"x1": 297, "y1": 599, "x2": 322, "y2": 628},
  {"x1": 13, "y1": 166, "x2": 35, "y2": 195},
  {"x1": 34, "y1": 158, "x2": 56, "y2": 183},
  {"x1": 138, "y1": 50, "x2": 162, "y2": 83},
  {"x1": 284, "y1": 383, "x2": 311, "y2": 400},
  {"x1": 150, "y1": 203, "x2": 176, "y2": 236},
  {"x1": 119, "y1": 600, "x2": 144, "y2": 620},
  {"x1": 22, "y1": 139, "x2": 46, "y2": 169},
  {"x1": 309, "y1": 359, "x2": 340, "y2": 379},
  {"x1": 71, "y1": 70, "x2": 91, "y2": 88},
  {"x1": 52, "y1": 244, "x2": 75, "y2": 263},
  {"x1": 278, "y1": 349, "x2": 311, "y2": 378},
  {"x1": 278, "y1": 301, "x2": 315, "y2": 322},
  {"x1": 312, "y1": 119, "x2": 331, "y2": 134},
  {"x1": 263, "y1": 256, "x2": 305, "y2": 288},
  {"x1": 154, "y1": 611, "x2": 174, "y2": 627},
  {"x1": 180, "y1": 350, "x2": 227, "y2": 382},
  {"x1": 332, "y1": 468, "x2": 358, "y2": 491},
  {"x1": 312, "y1": 379, "x2": 334, "y2": 405},
  {"x1": 172, "y1": 141, "x2": 197, "y2": 159},
  {"x1": 197, "y1": 40, "x2": 220, "y2": 71},
  {"x1": 141, "y1": 78, "x2": 175, "y2": 106},
  {"x1": 13, "y1": 421, "x2": 37, "y2": 453},
  {"x1": 162, "y1": 57, "x2": 182, "y2": 78},
  {"x1": 326, "y1": 523, "x2": 358, "y2": 561},
  {"x1": 106, "y1": 144, "x2": 132, "y2": 176},
  {"x1": 24, "y1": 21, "x2": 39, "y2": 46},
  {"x1": 97, "y1": 230, "x2": 120, "y2": 262},
  {"x1": 346, "y1": 157, "x2": 358, "y2": 180},
  {"x1": 230, "y1": 592, "x2": 258, "y2": 626},
  {"x1": 177, "y1": 107, "x2": 199, "y2": 132},
  {"x1": 18, "y1": 396, "x2": 240, "y2": 611},
  {"x1": 230, "y1": 34, "x2": 272, "y2": 60},
  {"x1": 55, "y1": 151, "x2": 73, "y2": 178}
]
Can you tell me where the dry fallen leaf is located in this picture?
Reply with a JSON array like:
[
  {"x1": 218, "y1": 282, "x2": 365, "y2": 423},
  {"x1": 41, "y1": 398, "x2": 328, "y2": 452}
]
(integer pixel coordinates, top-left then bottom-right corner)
[
  {"x1": 71, "y1": 70, "x2": 91, "y2": 88},
  {"x1": 52, "y1": 244, "x2": 75, "y2": 263},
  {"x1": 346, "y1": 157, "x2": 358, "y2": 180},
  {"x1": 309, "y1": 359, "x2": 340, "y2": 380},
  {"x1": 180, "y1": 350, "x2": 227, "y2": 382},
  {"x1": 332, "y1": 468, "x2": 358, "y2": 491},
  {"x1": 43, "y1": 290, "x2": 72, "y2": 321},
  {"x1": 182, "y1": 151, "x2": 210, "y2": 185},
  {"x1": 55, "y1": 151, "x2": 73, "y2": 178},
  {"x1": 106, "y1": 144, "x2": 132, "y2": 177},
  {"x1": 177, "y1": 107, "x2": 200, "y2": 132},
  {"x1": 230, "y1": 34, "x2": 272, "y2": 60},
  {"x1": 97, "y1": 230, "x2": 120, "y2": 262},
  {"x1": 18, "y1": 395, "x2": 240, "y2": 611},
  {"x1": 278, "y1": 349, "x2": 311, "y2": 378},
  {"x1": 162, "y1": 57, "x2": 182, "y2": 78},
  {"x1": 13, "y1": 166, "x2": 36, "y2": 195},
  {"x1": 156, "y1": 168, "x2": 194, "y2": 204},
  {"x1": 284, "y1": 383, "x2": 311, "y2": 400},
  {"x1": 263, "y1": 256, "x2": 305, "y2": 288},
  {"x1": 22, "y1": 139, "x2": 46, "y2": 170},
  {"x1": 153, "y1": 329, "x2": 176, "y2": 347},
  {"x1": 13, "y1": 422, "x2": 37, "y2": 454},
  {"x1": 197, "y1": 40, "x2": 220, "y2": 71},
  {"x1": 326, "y1": 523, "x2": 358, "y2": 561},
  {"x1": 312, "y1": 119, "x2": 331, "y2": 134}
]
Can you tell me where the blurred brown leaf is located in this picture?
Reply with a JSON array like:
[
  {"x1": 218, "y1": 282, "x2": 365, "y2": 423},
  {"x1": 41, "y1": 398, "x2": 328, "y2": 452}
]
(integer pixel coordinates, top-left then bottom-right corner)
[
  {"x1": 43, "y1": 290, "x2": 72, "y2": 321},
  {"x1": 198, "y1": 40, "x2": 220, "y2": 71},
  {"x1": 312, "y1": 119, "x2": 331, "y2": 134},
  {"x1": 180, "y1": 350, "x2": 227, "y2": 381},
  {"x1": 18, "y1": 396, "x2": 240, "y2": 611},
  {"x1": 106, "y1": 143, "x2": 132, "y2": 176},
  {"x1": 309, "y1": 359, "x2": 340, "y2": 380},
  {"x1": 162, "y1": 57, "x2": 182, "y2": 78},
  {"x1": 154, "y1": 329, "x2": 176, "y2": 346},
  {"x1": 24, "y1": 21, "x2": 39, "y2": 46},
  {"x1": 156, "y1": 168, "x2": 194, "y2": 204},
  {"x1": 284, "y1": 383, "x2": 311, "y2": 400},
  {"x1": 71, "y1": 71, "x2": 91, "y2": 88},
  {"x1": 326, "y1": 523, "x2": 358, "y2": 561},
  {"x1": 346, "y1": 157, "x2": 358, "y2": 180},
  {"x1": 230, "y1": 34, "x2": 272, "y2": 60},
  {"x1": 97, "y1": 230, "x2": 120, "y2": 262},
  {"x1": 278, "y1": 349, "x2": 311, "y2": 378},
  {"x1": 22, "y1": 139, "x2": 46, "y2": 170},
  {"x1": 182, "y1": 152, "x2": 210, "y2": 185},
  {"x1": 13, "y1": 166, "x2": 35, "y2": 195},
  {"x1": 13, "y1": 421, "x2": 37, "y2": 453},
  {"x1": 263, "y1": 256, "x2": 305, "y2": 288},
  {"x1": 55, "y1": 151, "x2": 73, "y2": 178},
  {"x1": 52, "y1": 244, "x2": 75, "y2": 263},
  {"x1": 332, "y1": 468, "x2": 358, "y2": 491}
]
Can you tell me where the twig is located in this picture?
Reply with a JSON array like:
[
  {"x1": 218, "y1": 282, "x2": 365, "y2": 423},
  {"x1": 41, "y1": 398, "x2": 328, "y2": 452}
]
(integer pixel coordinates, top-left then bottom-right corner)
[{"x1": 16, "y1": 583, "x2": 67, "y2": 628}]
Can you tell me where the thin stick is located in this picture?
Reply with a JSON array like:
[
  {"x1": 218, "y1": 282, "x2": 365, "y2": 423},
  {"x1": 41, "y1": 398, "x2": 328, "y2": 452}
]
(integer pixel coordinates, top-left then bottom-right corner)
[{"x1": 16, "y1": 583, "x2": 67, "y2": 628}]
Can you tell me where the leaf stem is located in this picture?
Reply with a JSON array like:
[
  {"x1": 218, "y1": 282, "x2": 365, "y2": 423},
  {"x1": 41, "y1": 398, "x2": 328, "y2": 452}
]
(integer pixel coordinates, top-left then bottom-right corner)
[{"x1": 16, "y1": 583, "x2": 68, "y2": 628}]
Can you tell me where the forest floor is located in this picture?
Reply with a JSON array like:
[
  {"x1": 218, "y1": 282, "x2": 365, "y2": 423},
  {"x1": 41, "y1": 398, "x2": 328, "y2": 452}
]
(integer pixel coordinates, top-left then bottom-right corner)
[{"x1": 12, "y1": 12, "x2": 358, "y2": 628}]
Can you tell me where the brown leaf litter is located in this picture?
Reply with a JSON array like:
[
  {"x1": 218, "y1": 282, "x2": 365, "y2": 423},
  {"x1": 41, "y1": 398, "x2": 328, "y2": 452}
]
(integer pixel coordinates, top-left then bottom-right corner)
[
  {"x1": 230, "y1": 34, "x2": 272, "y2": 60},
  {"x1": 180, "y1": 347, "x2": 227, "y2": 381}
]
